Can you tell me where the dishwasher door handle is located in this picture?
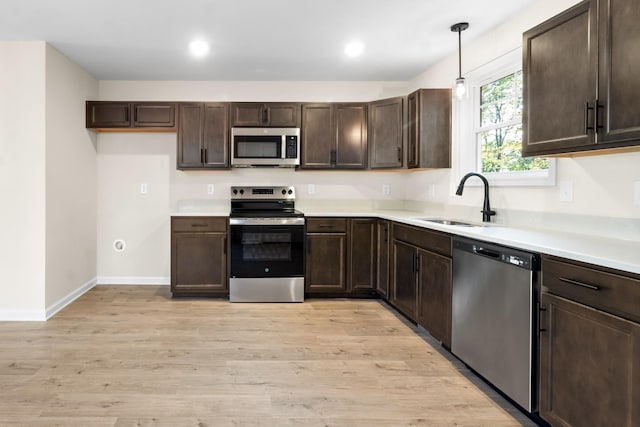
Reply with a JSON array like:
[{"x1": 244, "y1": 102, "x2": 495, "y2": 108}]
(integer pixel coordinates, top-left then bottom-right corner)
[{"x1": 473, "y1": 246, "x2": 501, "y2": 259}]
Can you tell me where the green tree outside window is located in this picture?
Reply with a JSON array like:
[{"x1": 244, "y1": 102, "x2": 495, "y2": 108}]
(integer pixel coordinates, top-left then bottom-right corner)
[{"x1": 478, "y1": 70, "x2": 548, "y2": 173}]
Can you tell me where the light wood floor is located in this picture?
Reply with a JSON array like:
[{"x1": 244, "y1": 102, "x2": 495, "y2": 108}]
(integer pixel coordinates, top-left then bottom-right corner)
[{"x1": 0, "y1": 286, "x2": 536, "y2": 426}]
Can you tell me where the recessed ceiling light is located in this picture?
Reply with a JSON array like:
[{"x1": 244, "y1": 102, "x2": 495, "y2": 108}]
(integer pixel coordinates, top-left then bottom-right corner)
[
  {"x1": 189, "y1": 40, "x2": 209, "y2": 57},
  {"x1": 345, "y1": 41, "x2": 365, "y2": 58}
]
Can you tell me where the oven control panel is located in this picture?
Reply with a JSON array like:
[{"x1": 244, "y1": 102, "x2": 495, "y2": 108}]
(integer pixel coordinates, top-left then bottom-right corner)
[{"x1": 230, "y1": 186, "x2": 295, "y2": 200}]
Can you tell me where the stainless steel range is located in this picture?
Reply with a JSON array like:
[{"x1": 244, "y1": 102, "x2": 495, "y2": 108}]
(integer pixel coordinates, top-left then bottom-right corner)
[{"x1": 229, "y1": 186, "x2": 305, "y2": 302}]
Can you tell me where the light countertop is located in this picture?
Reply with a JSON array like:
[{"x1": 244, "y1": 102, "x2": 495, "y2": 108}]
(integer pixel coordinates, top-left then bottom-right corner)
[{"x1": 172, "y1": 208, "x2": 640, "y2": 275}]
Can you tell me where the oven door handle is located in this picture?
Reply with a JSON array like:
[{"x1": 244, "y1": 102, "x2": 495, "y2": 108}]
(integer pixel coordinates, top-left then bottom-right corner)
[{"x1": 229, "y1": 217, "x2": 305, "y2": 226}]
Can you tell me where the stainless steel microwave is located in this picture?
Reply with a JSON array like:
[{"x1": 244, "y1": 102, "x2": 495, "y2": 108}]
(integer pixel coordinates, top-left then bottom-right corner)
[{"x1": 231, "y1": 127, "x2": 300, "y2": 167}]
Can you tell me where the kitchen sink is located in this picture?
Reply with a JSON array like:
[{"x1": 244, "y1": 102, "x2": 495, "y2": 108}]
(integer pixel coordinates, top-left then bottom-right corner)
[{"x1": 413, "y1": 218, "x2": 483, "y2": 227}]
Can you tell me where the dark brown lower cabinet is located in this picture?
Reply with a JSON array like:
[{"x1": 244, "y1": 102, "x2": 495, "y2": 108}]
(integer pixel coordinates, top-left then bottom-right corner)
[
  {"x1": 390, "y1": 223, "x2": 452, "y2": 345},
  {"x1": 417, "y1": 249, "x2": 452, "y2": 349},
  {"x1": 375, "y1": 220, "x2": 391, "y2": 298},
  {"x1": 391, "y1": 240, "x2": 419, "y2": 321},
  {"x1": 171, "y1": 217, "x2": 228, "y2": 296},
  {"x1": 539, "y1": 293, "x2": 639, "y2": 427},
  {"x1": 305, "y1": 232, "x2": 347, "y2": 293},
  {"x1": 305, "y1": 217, "x2": 376, "y2": 296}
]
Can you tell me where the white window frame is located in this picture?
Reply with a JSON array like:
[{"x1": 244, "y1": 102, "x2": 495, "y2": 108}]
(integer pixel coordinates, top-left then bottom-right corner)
[{"x1": 455, "y1": 48, "x2": 556, "y2": 187}]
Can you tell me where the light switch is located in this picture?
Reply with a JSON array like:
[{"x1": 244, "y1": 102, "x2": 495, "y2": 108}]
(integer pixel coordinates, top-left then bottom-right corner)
[
  {"x1": 382, "y1": 184, "x2": 390, "y2": 195},
  {"x1": 308, "y1": 184, "x2": 315, "y2": 194},
  {"x1": 207, "y1": 184, "x2": 215, "y2": 195},
  {"x1": 140, "y1": 183, "x2": 148, "y2": 194}
]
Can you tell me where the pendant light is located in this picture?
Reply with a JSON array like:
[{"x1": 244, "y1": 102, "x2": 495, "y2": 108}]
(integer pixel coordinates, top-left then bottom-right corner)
[{"x1": 451, "y1": 22, "x2": 469, "y2": 100}]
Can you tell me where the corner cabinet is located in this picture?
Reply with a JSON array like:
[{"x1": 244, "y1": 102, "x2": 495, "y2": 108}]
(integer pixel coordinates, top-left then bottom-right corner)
[
  {"x1": 301, "y1": 103, "x2": 368, "y2": 169},
  {"x1": 406, "y1": 89, "x2": 451, "y2": 169},
  {"x1": 539, "y1": 255, "x2": 640, "y2": 427},
  {"x1": 523, "y1": 0, "x2": 640, "y2": 156},
  {"x1": 230, "y1": 102, "x2": 300, "y2": 127},
  {"x1": 369, "y1": 97, "x2": 404, "y2": 169},
  {"x1": 177, "y1": 103, "x2": 230, "y2": 169},
  {"x1": 171, "y1": 216, "x2": 228, "y2": 297},
  {"x1": 86, "y1": 101, "x2": 176, "y2": 131},
  {"x1": 305, "y1": 217, "x2": 376, "y2": 296}
]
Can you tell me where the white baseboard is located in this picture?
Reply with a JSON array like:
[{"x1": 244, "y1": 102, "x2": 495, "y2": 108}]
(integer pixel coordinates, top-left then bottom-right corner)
[
  {"x1": 0, "y1": 309, "x2": 47, "y2": 322},
  {"x1": 96, "y1": 276, "x2": 170, "y2": 285},
  {"x1": 0, "y1": 277, "x2": 97, "y2": 321},
  {"x1": 46, "y1": 277, "x2": 97, "y2": 320}
]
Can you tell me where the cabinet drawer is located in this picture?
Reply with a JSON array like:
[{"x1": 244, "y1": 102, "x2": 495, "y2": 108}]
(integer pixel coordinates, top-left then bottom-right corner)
[
  {"x1": 171, "y1": 217, "x2": 227, "y2": 233},
  {"x1": 542, "y1": 256, "x2": 640, "y2": 323},
  {"x1": 306, "y1": 218, "x2": 348, "y2": 233},
  {"x1": 392, "y1": 223, "x2": 451, "y2": 257}
]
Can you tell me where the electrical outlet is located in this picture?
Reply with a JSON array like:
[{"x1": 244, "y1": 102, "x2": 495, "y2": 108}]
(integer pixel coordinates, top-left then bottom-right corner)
[
  {"x1": 140, "y1": 183, "x2": 148, "y2": 194},
  {"x1": 634, "y1": 180, "x2": 640, "y2": 206},
  {"x1": 207, "y1": 184, "x2": 215, "y2": 195},
  {"x1": 558, "y1": 180, "x2": 573, "y2": 202},
  {"x1": 382, "y1": 184, "x2": 390, "y2": 195},
  {"x1": 308, "y1": 184, "x2": 315, "y2": 194}
]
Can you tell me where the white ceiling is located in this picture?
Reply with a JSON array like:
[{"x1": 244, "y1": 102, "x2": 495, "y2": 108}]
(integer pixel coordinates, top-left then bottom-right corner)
[{"x1": 0, "y1": 0, "x2": 535, "y2": 81}]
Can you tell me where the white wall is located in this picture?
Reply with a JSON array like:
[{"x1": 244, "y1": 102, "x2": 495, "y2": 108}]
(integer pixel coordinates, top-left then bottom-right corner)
[
  {"x1": 96, "y1": 81, "x2": 409, "y2": 282},
  {"x1": 407, "y1": 0, "x2": 640, "y2": 236},
  {"x1": 44, "y1": 44, "x2": 99, "y2": 313},
  {"x1": 0, "y1": 42, "x2": 47, "y2": 319}
]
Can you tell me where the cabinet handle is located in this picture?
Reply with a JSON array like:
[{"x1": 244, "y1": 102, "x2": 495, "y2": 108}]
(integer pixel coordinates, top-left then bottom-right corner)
[
  {"x1": 200, "y1": 148, "x2": 205, "y2": 164},
  {"x1": 539, "y1": 305, "x2": 547, "y2": 333},
  {"x1": 415, "y1": 254, "x2": 420, "y2": 273},
  {"x1": 384, "y1": 226, "x2": 388, "y2": 243},
  {"x1": 203, "y1": 148, "x2": 208, "y2": 164},
  {"x1": 191, "y1": 224, "x2": 209, "y2": 228},
  {"x1": 558, "y1": 277, "x2": 600, "y2": 291},
  {"x1": 397, "y1": 147, "x2": 402, "y2": 163},
  {"x1": 594, "y1": 99, "x2": 604, "y2": 131},
  {"x1": 330, "y1": 149, "x2": 337, "y2": 165},
  {"x1": 318, "y1": 224, "x2": 333, "y2": 228},
  {"x1": 584, "y1": 102, "x2": 595, "y2": 134},
  {"x1": 263, "y1": 107, "x2": 268, "y2": 124}
]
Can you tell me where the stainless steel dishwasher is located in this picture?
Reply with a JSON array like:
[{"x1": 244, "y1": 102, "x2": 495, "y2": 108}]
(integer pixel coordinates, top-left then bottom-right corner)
[{"x1": 452, "y1": 236, "x2": 539, "y2": 413}]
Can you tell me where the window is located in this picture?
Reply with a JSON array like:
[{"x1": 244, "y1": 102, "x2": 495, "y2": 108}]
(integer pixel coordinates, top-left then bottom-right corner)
[{"x1": 456, "y1": 49, "x2": 555, "y2": 186}]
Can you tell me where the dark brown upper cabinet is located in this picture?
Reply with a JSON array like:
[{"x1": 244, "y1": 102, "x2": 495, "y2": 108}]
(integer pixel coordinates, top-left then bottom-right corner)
[
  {"x1": 177, "y1": 103, "x2": 230, "y2": 170},
  {"x1": 369, "y1": 97, "x2": 404, "y2": 169},
  {"x1": 86, "y1": 101, "x2": 176, "y2": 131},
  {"x1": 301, "y1": 103, "x2": 368, "y2": 169},
  {"x1": 406, "y1": 89, "x2": 451, "y2": 169},
  {"x1": 523, "y1": 0, "x2": 640, "y2": 157},
  {"x1": 230, "y1": 102, "x2": 300, "y2": 127}
]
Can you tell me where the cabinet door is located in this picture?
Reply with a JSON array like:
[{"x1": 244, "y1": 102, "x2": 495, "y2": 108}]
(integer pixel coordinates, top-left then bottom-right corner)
[
  {"x1": 522, "y1": 0, "x2": 598, "y2": 156},
  {"x1": 133, "y1": 103, "x2": 176, "y2": 128},
  {"x1": 598, "y1": 0, "x2": 640, "y2": 145},
  {"x1": 369, "y1": 97, "x2": 403, "y2": 169},
  {"x1": 376, "y1": 220, "x2": 391, "y2": 298},
  {"x1": 539, "y1": 293, "x2": 639, "y2": 427},
  {"x1": 171, "y1": 232, "x2": 227, "y2": 294},
  {"x1": 266, "y1": 103, "x2": 300, "y2": 127},
  {"x1": 391, "y1": 241, "x2": 418, "y2": 321},
  {"x1": 86, "y1": 101, "x2": 131, "y2": 128},
  {"x1": 177, "y1": 103, "x2": 204, "y2": 169},
  {"x1": 335, "y1": 103, "x2": 367, "y2": 168},
  {"x1": 231, "y1": 103, "x2": 265, "y2": 126},
  {"x1": 348, "y1": 219, "x2": 376, "y2": 291},
  {"x1": 301, "y1": 104, "x2": 334, "y2": 168},
  {"x1": 305, "y1": 233, "x2": 347, "y2": 293},
  {"x1": 202, "y1": 103, "x2": 230, "y2": 168},
  {"x1": 417, "y1": 249, "x2": 452, "y2": 349},
  {"x1": 407, "y1": 90, "x2": 452, "y2": 169}
]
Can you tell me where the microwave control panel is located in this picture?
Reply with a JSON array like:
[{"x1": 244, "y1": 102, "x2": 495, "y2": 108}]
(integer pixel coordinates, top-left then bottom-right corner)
[{"x1": 285, "y1": 136, "x2": 298, "y2": 159}]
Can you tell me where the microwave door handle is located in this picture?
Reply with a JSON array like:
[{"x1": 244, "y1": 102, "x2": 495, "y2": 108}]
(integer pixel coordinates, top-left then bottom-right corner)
[{"x1": 282, "y1": 136, "x2": 286, "y2": 159}]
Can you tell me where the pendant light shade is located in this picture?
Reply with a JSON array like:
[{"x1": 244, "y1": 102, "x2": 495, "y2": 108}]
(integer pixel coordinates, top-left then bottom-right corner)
[{"x1": 451, "y1": 22, "x2": 469, "y2": 100}]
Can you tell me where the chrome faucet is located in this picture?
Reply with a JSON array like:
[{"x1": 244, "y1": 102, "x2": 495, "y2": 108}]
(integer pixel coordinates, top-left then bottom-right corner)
[{"x1": 456, "y1": 172, "x2": 496, "y2": 222}]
